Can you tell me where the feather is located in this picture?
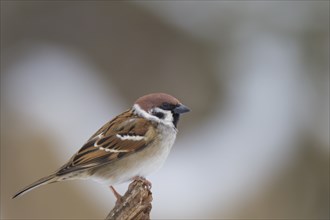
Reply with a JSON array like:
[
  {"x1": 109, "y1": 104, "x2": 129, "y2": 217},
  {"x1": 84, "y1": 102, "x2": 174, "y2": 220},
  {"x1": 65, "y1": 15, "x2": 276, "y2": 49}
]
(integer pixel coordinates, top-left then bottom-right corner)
[
  {"x1": 12, "y1": 174, "x2": 56, "y2": 199},
  {"x1": 56, "y1": 109, "x2": 156, "y2": 175}
]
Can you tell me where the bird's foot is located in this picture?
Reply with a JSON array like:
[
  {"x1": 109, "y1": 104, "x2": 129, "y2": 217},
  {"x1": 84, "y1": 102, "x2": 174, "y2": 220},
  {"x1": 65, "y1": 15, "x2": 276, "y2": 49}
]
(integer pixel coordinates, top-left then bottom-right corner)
[{"x1": 132, "y1": 176, "x2": 152, "y2": 189}]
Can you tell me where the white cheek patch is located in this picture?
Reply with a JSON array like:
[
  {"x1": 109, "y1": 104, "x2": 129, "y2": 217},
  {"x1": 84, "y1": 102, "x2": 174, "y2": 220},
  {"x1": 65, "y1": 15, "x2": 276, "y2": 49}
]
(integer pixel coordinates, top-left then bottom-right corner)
[
  {"x1": 116, "y1": 134, "x2": 145, "y2": 141},
  {"x1": 163, "y1": 110, "x2": 173, "y2": 123},
  {"x1": 133, "y1": 104, "x2": 159, "y2": 121},
  {"x1": 152, "y1": 107, "x2": 173, "y2": 124},
  {"x1": 133, "y1": 104, "x2": 175, "y2": 128}
]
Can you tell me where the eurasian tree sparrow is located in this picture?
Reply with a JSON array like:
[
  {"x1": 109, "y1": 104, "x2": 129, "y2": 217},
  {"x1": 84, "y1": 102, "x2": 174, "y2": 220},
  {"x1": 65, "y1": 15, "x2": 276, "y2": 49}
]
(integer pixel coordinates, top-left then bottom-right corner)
[{"x1": 12, "y1": 93, "x2": 190, "y2": 199}]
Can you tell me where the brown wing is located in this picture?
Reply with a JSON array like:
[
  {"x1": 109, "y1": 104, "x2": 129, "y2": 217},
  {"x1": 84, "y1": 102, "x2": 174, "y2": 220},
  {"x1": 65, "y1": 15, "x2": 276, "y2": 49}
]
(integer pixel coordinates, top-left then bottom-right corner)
[{"x1": 56, "y1": 110, "x2": 156, "y2": 175}]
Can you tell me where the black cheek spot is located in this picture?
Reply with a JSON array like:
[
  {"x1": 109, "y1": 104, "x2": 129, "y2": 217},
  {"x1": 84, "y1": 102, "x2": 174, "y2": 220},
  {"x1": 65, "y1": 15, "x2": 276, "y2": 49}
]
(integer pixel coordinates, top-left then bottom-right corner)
[{"x1": 154, "y1": 112, "x2": 165, "y2": 119}]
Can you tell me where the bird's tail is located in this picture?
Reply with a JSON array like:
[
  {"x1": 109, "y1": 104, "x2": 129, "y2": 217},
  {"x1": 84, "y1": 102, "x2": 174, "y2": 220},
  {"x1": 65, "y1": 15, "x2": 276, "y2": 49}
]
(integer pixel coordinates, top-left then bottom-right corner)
[{"x1": 12, "y1": 174, "x2": 57, "y2": 199}]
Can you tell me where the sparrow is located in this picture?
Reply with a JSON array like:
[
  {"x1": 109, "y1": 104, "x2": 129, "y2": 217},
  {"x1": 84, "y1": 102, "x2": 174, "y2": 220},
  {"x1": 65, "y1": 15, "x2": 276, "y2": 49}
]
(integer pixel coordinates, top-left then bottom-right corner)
[{"x1": 12, "y1": 93, "x2": 190, "y2": 199}]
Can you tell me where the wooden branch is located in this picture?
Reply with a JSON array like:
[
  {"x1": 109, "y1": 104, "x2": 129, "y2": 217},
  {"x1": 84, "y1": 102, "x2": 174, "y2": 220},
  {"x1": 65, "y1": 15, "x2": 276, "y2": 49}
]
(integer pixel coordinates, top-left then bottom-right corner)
[{"x1": 105, "y1": 179, "x2": 153, "y2": 220}]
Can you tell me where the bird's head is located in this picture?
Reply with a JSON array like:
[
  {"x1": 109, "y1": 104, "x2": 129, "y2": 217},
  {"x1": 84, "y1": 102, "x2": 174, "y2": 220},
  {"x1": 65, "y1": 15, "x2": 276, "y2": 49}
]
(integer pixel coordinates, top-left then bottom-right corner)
[{"x1": 133, "y1": 93, "x2": 190, "y2": 128}]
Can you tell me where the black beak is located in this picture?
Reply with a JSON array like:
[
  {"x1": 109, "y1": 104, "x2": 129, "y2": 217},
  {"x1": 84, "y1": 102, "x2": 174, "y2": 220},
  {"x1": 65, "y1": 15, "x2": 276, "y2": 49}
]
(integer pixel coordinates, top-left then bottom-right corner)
[{"x1": 173, "y1": 104, "x2": 190, "y2": 114}]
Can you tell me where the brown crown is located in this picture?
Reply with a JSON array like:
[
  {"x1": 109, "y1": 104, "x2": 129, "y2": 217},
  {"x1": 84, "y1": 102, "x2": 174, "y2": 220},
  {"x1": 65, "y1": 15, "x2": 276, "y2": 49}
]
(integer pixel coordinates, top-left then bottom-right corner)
[{"x1": 135, "y1": 93, "x2": 180, "y2": 111}]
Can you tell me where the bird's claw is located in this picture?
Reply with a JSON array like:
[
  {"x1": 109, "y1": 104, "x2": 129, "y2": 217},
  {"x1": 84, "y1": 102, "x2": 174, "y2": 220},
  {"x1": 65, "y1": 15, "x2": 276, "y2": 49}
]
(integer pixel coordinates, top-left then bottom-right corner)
[{"x1": 132, "y1": 176, "x2": 152, "y2": 189}]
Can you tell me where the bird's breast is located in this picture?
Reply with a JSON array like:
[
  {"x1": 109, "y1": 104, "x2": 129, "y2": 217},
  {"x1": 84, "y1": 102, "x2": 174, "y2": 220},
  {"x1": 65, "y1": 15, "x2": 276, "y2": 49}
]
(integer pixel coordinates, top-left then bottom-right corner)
[{"x1": 136, "y1": 124, "x2": 177, "y2": 176}]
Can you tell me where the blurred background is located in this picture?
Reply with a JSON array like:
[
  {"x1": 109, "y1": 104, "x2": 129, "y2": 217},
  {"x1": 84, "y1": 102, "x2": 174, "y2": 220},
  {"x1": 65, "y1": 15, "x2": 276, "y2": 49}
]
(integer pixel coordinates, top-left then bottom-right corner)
[{"x1": 1, "y1": 1, "x2": 329, "y2": 219}]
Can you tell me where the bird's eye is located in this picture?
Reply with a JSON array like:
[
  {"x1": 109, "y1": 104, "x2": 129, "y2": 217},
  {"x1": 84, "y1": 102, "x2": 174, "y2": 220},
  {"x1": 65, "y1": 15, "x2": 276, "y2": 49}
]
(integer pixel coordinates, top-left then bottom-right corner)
[
  {"x1": 154, "y1": 112, "x2": 165, "y2": 119},
  {"x1": 161, "y1": 102, "x2": 173, "y2": 110}
]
